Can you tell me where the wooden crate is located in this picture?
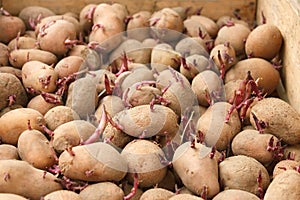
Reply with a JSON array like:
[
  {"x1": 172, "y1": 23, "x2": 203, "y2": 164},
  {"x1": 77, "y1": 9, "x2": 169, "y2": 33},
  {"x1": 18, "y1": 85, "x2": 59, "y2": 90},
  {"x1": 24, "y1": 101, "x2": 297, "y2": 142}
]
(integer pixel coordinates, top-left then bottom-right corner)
[{"x1": 1, "y1": 0, "x2": 300, "y2": 112}]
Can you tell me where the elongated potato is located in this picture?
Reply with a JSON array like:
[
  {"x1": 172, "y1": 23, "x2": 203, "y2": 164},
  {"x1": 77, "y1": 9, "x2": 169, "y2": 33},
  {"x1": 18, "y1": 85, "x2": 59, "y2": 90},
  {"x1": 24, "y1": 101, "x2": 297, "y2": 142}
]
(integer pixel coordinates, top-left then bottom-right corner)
[
  {"x1": 250, "y1": 97, "x2": 300, "y2": 145},
  {"x1": 43, "y1": 190, "x2": 82, "y2": 200},
  {"x1": 0, "y1": 108, "x2": 45, "y2": 145},
  {"x1": 59, "y1": 142, "x2": 127, "y2": 182},
  {"x1": 173, "y1": 142, "x2": 220, "y2": 198},
  {"x1": 219, "y1": 155, "x2": 270, "y2": 196},
  {"x1": 0, "y1": 144, "x2": 19, "y2": 160},
  {"x1": 264, "y1": 170, "x2": 300, "y2": 200},
  {"x1": 18, "y1": 129, "x2": 56, "y2": 169},
  {"x1": 79, "y1": 182, "x2": 124, "y2": 200},
  {"x1": 8, "y1": 36, "x2": 37, "y2": 50},
  {"x1": 0, "y1": 160, "x2": 62, "y2": 200}
]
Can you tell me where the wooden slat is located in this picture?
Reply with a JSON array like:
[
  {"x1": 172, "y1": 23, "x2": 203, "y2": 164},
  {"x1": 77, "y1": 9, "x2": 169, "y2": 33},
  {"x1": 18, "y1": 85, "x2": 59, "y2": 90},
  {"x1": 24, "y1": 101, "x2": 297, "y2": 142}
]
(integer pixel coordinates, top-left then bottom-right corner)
[
  {"x1": 2, "y1": 0, "x2": 256, "y2": 24},
  {"x1": 257, "y1": 0, "x2": 300, "y2": 113}
]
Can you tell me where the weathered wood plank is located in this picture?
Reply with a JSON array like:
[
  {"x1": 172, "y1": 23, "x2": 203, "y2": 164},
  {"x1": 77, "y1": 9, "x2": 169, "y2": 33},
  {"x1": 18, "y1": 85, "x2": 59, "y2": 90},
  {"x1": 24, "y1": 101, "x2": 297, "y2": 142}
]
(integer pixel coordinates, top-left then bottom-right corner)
[
  {"x1": 257, "y1": 0, "x2": 300, "y2": 113},
  {"x1": 2, "y1": 0, "x2": 256, "y2": 24}
]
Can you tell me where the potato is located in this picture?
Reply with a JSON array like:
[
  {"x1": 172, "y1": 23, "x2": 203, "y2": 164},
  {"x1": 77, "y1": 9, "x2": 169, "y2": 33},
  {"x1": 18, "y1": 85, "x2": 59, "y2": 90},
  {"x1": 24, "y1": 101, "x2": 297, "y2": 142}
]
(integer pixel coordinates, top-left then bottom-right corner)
[
  {"x1": 53, "y1": 120, "x2": 96, "y2": 153},
  {"x1": 173, "y1": 142, "x2": 220, "y2": 198},
  {"x1": 111, "y1": 3, "x2": 128, "y2": 21},
  {"x1": 225, "y1": 58, "x2": 280, "y2": 95},
  {"x1": 273, "y1": 160, "x2": 300, "y2": 178},
  {"x1": 245, "y1": 24, "x2": 283, "y2": 60},
  {"x1": 283, "y1": 144, "x2": 300, "y2": 162},
  {"x1": 59, "y1": 142, "x2": 127, "y2": 182},
  {"x1": 212, "y1": 189, "x2": 260, "y2": 200},
  {"x1": 155, "y1": 68, "x2": 190, "y2": 87},
  {"x1": 180, "y1": 54, "x2": 209, "y2": 81},
  {"x1": 127, "y1": 11, "x2": 151, "y2": 41},
  {"x1": 215, "y1": 23, "x2": 251, "y2": 56},
  {"x1": 43, "y1": 190, "x2": 82, "y2": 200},
  {"x1": 18, "y1": 129, "x2": 56, "y2": 169},
  {"x1": 92, "y1": 69, "x2": 116, "y2": 93},
  {"x1": 54, "y1": 55, "x2": 85, "y2": 78},
  {"x1": 123, "y1": 183, "x2": 144, "y2": 200},
  {"x1": 37, "y1": 20, "x2": 77, "y2": 56},
  {"x1": 79, "y1": 4, "x2": 97, "y2": 34},
  {"x1": 121, "y1": 139, "x2": 167, "y2": 188},
  {"x1": 151, "y1": 43, "x2": 182, "y2": 72},
  {"x1": 24, "y1": 30, "x2": 36, "y2": 39},
  {"x1": 0, "y1": 43, "x2": 9, "y2": 66},
  {"x1": 79, "y1": 182, "x2": 124, "y2": 200},
  {"x1": 0, "y1": 104, "x2": 23, "y2": 117},
  {"x1": 157, "y1": 170, "x2": 176, "y2": 191},
  {"x1": 210, "y1": 43, "x2": 236, "y2": 72},
  {"x1": 0, "y1": 108, "x2": 45, "y2": 145},
  {"x1": 0, "y1": 73, "x2": 28, "y2": 111},
  {"x1": 103, "y1": 122, "x2": 133, "y2": 149},
  {"x1": 66, "y1": 76, "x2": 98, "y2": 120},
  {"x1": 9, "y1": 49, "x2": 58, "y2": 69},
  {"x1": 22, "y1": 61, "x2": 58, "y2": 93},
  {"x1": 63, "y1": 12, "x2": 79, "y2": 20},
  {"x1": 250, "y1": 97, "x2": 300, "y2": 145},
  {"x1": 27, "y1": 94, "x2": 62, "y2": 115},
  {"x1": 191, "y1": 70, "x2": 224, "y2": 107},
  {"x1": 18, "y1": 6, "x2": 55, "y2": 30},
  {"x1": 44, "y1": 106, "x2": 80, "y2": 131},
  {"x1": 216, "y1": 16, "x2": 249, "y2": 28},
  {"x1": 224, "y1": 80, "x2": 243, "y2": 102},
  {"x1": 0, "y1": 15, "x2": 25, "y2": 44},
  {"x1": 231, "y1": 129, "x2": 280, "y2": 165},
  {"x1": 264, "y1": 170, "x2": 300, "y2": 200},
  {"x1": 0, "y1": 66, "x2": 22, "y2": 79},
  {"x1": 219, "y1": 155, "x2": 270, "y2": 196},
  {"x1": 0, "y1": 160, "x2": 62, "y2": 200},
  {"x1": 8, "y1": 36, "x2": 37, "y2": 50},
  {"x1": 175, "y1": 37, "x2": 208, "y2": 58},
  {"x1": 150, "y1": 8, "x2": 184, "y2": 42},
  {"x1": 169, "y1": 194, "x2": 204, "y2": 200},
  {"x1": 0, "y1": 193, "x2": 28, "y2": 200},
  {"x1": 95, "y1": 95, "x2": 125, "y2": 121},
  {"x1": 184, "y1": 18, "x2": 211, "y2": 39},
  {"x1": 140, "y1": 188, "x2": 175, "y2": 200},
  {"x1": 0, "y1": 144, "x2": 19, "y2": 160},
  {"x1": 188, "y1": 15, "x2": 219, "y2": 38},
  {"x1": 113, "y1": 104, "x2": 178, "y2": 139}
]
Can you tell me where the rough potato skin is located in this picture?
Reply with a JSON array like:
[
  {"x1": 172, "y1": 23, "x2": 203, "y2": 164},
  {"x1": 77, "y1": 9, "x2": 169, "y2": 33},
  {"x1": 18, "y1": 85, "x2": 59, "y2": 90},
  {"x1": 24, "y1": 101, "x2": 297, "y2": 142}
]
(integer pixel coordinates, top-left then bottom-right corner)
[
  {"x1": 173, "y1": 142, "x2": 220, "y2": 198},
  {"x1": 59, "y1": 142, "x2": 127, "y2": 182},
  {"x1": 264, "y1": 170, "x2": 300, "y2": 200},
  {"x1": 219, "y1": 155, "x2": 270, "y2": 196},
  {"x1": 212, "y1": 189, "x2": 260, "y2": 200},
  {"x1": 0, "y1": 160, "x2": 62, "y2": 200},
  {"x1": 43, "y1": 190, "x2": 82, "y2": 200},
  {"x1": 27, "y1": 94, "x2": 62, "y2": 115},
  {"x1": 79, "y1": 182, "x2": 124, "y2": 200},
  {"x1": 0, "y1": 43, "x2": 9, "y2": 66},
  {"x1": 283, "y1": 144, "x2": 300, "y2": 162},
  {"x1": 0, "y1": 16, "x2": 25, "y2": 44},
  {"x1": 0, "y1": 108, "x2": 45, "y2": 145},
  {"x1": 44, "y1": 106, "x2": 80, "y2": 131},
  {"x1": 17, "y1": 129, "x2": 56, "y2": 169},
  {"x1": 140, "y1": 188, "x2": 175, "y2": 200},
  {"x1": 250, "y1": 97, "x2": 300, "y2": 145},
  {"x1": 0, "y1": 73, "x2": 28, "y2": 111},
  {"x1": 0, "y1": 144, "x2": 19, "y2": 160},
  {"x1": 273, "y1": 160, "x2": 300, "y2": 178},
  {"x1": 121, "y1": 139, "x2": 167, "y2": 188}
]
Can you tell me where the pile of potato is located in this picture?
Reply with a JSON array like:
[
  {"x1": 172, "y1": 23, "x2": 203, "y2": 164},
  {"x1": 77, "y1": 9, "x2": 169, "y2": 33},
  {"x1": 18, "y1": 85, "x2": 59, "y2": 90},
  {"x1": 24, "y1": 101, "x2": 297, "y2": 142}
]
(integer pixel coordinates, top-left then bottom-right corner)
[{"x1": 0, "y1": 3, "x2": 300, "y2": 200}]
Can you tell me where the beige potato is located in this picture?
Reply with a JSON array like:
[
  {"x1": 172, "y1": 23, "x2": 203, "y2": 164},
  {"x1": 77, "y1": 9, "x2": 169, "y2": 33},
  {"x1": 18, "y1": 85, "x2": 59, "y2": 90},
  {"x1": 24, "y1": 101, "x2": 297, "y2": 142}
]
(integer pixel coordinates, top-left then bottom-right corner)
[
  {"x1": 27, "y1": 94, "x2": 62, "y2": 115},
  {"x1": 0, "y1": 66, "x2": 22, "y2": 79},
  {"x1": 0, "y1": 193, "x2": 28, "y2": 200},
  {"x1": 0, "y1": 160, "x2": 62, "y2": 200},
  {"x1": 210, "y1": 43, "x2": 236, "y2": 72},
  {"x1": 0, "y1": 144, "x2": 19, "y2": 160},
  {"x1": 140, "y1": 188, "x2": 175, "y2": 200},
  {"x1": 8, "y1": 36, "x2": 37, "y2": 50},
  {"x1": 188, "y1": 15, "x2": 219, "y2": 38},
  {"x1": 79, "y1": 182, "x2": 124, "y2": 200},
  {"x1": 0, "y1": 108, "x2": 45, "y2": 145},
  {"x1": 127, "y1": 11, "x2": 151, "y2": 41},
  {"x1": 212, "y1": 189, "x2": 260, "y2": 200},
  {"x1": 283, "y1": 144, "x2": 300, "y2": 162},
  {"x1": 43, "y1": 190, "x2": 82, "y2": 200},
  {"x1": 273, "y1": 160, "x2": 300, "y2": 178},
  {"x1": 54, "y1": 56, "x2": 85, "y2": 78},
  {"x1": 169, "y1": 194, "x2": 204, "y2": 200}
]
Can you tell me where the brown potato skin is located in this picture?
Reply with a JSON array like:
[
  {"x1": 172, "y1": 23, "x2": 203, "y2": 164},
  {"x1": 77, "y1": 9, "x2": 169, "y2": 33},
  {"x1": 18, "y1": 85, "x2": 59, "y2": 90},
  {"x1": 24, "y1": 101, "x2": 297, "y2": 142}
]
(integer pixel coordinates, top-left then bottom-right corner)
[
  {"x1": 225, "y1": 58, "x2": 280, "y2": 95},
  {"x1": 43, "y1": 190, "x2": 82, "y2": 200},
  {"x1": 27, "y1": 94, "x2": 62, "y2": 115},
  {"x1": 59, "y1": 142, "x2": 127, "y2": 182},
  {"x1": 0, "y1": 43, "x2": 9, "y2": 66},
  {"x1": 8, "y1": 36, "x2": 37, "y2": 50},
  {"x1": 44, "y1": 106, "x2": 80, "y2": 131},
  {"x1": 0, "y1": 108, "x2": 45, "y2": 145},
  {"x1": 283, "y1": 144, "x2": 300, "y2": 162},
  {"x1": 273, "y1": 160, "x2": 300, "y2": 178},
  {"x1": 0, "y1": 16, "x2": 25, "y2": 44},
  {"x1": 231, "y1": 129, "x2": 279, "y2": 165},
  {"x1": 127, "y1": 11, "x2": 151, "y2": 41},
  {"x1": 264, "y1": 170, "x2": 300, "y2": 200},
  {"x1": 18, "y1": 129, "x2": 56, "y2": 169},
  {"x1": 212, "y1": 189, "x2": 260, "y2": 200},
  {"x1": 121, "y1": 139, "x2": 167, "y2": 188},
  {"x1": 0, "y1": 67, "x2": 22, "y2": 79},
  {"x1": 54, "y1": 56, "x2": 85, "y2": 78},
  {"x1": 140, "y1": 188, "x2": 175, "y2": 200},
  {"x1": 79, "y1": 182, "x2": 124, "y2": 200},
  {"x1": 169, "y1": 194, "x2": 204, "y2": 200},
  {"x1": 219, "y1": 155, "x2": 270, "y2": 196},
  {"x1": 250, "y1": 97, "x2": 300, "y2": 145},
  {"x1": 0, "y1": 144, "x2": 19, "y2": 160},
  {"x1": 9, "y1": 49, "x2": 58, "y2": 69},
  {"x1": 245, "y1": 24, "x2": 282, "y2": 60},
  {"x1": 0, "y1": 73, "x2": 28, "y2": 111},
  {"x1": 0, "y1": 160, "x2": 62, "y2": 200}
]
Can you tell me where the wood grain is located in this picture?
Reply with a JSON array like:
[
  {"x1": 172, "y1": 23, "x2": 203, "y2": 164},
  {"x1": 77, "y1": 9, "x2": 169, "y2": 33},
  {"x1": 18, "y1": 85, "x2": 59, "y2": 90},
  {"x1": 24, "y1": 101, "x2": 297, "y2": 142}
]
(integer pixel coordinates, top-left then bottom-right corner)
[{"x1": 257, "y1": 0, "x2": 300, "y2": 113}]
